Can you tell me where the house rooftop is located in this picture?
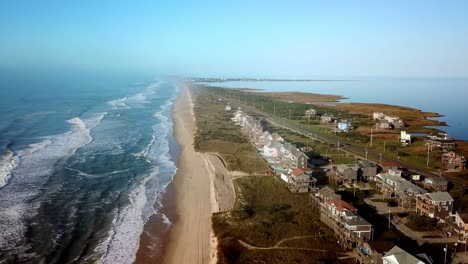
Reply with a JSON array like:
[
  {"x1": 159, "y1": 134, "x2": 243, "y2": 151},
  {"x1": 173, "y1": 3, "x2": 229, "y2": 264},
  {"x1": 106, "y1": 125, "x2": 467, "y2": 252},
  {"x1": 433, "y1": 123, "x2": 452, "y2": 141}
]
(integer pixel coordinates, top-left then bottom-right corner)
[
  {"x1": 420, "y1": 191, "x2": 454, "y2": 202},
  {"x1": 358, "y1": 159, "x2": 377, "y2": 168},
  {"x1": 383, "y1": 246, "x2": 426, "y2": 264},
  {"x1": 396, "y1": 181, "x2": 427, "y2": 195},
  {"x1": 317, "y1": 186, "x2": 335, "y2": 197},
  {"x1": 291, "y1": 147, "x2": 307, "y2": 158},
  {"x1": 381, "y1": 161, "x2": 399, "y2": 168},
  {"x1": 327, "y1": 200, "x2": 357, "y2": 212},
  {"x1": 346, "y1": 214, "x2": 371, "y2": 227},
  {"x1": 292, "y1": 168, "x2": 305, "y2": 176},
  {"x1": 335, "y1": 164, "x2": 357, "y2": 172},
  {"x1": 424, "y1": 177, "x2": 448, "y2": 184}
]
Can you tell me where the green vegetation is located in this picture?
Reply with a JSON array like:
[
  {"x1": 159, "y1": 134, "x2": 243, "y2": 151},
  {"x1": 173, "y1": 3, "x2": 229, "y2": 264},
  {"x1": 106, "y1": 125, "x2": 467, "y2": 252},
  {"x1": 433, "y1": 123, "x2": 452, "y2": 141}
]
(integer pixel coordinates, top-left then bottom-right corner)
[
  {"x1": 406, "y1": 215, "x2": 438, "y2": 232},
  {"x1": 192, "y1": 87, "x2": 269, "y2": 174},
  {"x1": 212, "y1": 176, "x2": 349, "y2": 264}
]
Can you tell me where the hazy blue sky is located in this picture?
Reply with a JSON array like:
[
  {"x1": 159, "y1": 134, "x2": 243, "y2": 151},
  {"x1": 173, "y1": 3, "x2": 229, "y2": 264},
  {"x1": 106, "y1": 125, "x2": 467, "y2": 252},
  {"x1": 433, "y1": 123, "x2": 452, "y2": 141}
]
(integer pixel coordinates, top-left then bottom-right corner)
[{"x1": 1, "y1": 0, "x2": 467, "y2": 78}]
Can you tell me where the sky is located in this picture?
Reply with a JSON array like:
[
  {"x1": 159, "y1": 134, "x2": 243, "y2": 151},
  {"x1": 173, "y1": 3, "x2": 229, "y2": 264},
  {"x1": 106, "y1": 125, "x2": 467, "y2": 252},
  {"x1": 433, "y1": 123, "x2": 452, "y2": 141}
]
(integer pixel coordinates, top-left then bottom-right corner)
[{"x1": 0, "y1": 0, "x2": 467, "y2": 78}]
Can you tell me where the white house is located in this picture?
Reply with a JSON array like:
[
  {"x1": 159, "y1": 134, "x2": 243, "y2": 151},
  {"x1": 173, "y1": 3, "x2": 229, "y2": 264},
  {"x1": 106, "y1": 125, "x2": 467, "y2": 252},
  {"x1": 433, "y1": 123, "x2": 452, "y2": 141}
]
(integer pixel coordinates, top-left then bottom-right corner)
[
  {"x1": 400, "y1": 131, "x2": 412, "y2": 146},
  {"x1": 225, "y1": 104, "x2": 232, "y2": 111},
  {"x1": 263, "y1": 141, "x2": 283, "y2": 158},
  {"x1": 337, "y1": 120, "x2": 352, "y2": 132},
  {"x1": 373, "y1": 112, "x2": 385, "y2": 120}
]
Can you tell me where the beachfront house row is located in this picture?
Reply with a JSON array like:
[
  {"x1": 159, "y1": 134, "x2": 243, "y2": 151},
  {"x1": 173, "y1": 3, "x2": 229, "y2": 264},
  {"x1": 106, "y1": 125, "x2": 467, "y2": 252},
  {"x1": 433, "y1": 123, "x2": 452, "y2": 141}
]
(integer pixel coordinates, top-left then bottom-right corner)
[
  {"x1": 416, "y1": 191, "x2": 454, "y2": 220},
  {"x1": 441, "y1": 151, "x2": 466, "y2": 171},
  {"x1": 423, "y1": 177, "x2": 448, "y2": 192},
  {"x1": 382, "y1": 246, "x2": 428, "y2": 264}
]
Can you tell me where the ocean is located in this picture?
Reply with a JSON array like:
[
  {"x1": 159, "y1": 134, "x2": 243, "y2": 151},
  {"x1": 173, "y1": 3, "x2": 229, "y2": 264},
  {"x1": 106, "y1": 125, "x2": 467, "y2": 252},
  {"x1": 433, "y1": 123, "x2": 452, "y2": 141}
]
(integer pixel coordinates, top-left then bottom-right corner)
[
  {"x1": 207, "y1": 78, "x2": 468, "y2": 140},
  {"x1": 0, "y1": 70, "x2": 179, "y2": 263}
]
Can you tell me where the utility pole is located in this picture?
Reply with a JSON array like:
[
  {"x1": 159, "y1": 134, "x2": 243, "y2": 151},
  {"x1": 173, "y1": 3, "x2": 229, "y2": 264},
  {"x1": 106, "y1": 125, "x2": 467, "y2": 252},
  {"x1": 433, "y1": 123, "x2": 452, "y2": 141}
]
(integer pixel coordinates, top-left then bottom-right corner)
[
  {"x1": 365, "y1": 148, "x2": 368, "y2": 160},
  {"x1": 427, "y1": 143, "x2": 430, "y2": 167},
  {"x1": 444, "y1": 244, "x2": 448, "y2": 264},
  {"x1": 379, "y1": 153, "x2": 383, "y2": 165},
  {"x1": 388, "y1": 210, "x2": 391, "y2": 229},
  {"x1": 370, "y1": 128, "x2": 373, "y2": 148}
]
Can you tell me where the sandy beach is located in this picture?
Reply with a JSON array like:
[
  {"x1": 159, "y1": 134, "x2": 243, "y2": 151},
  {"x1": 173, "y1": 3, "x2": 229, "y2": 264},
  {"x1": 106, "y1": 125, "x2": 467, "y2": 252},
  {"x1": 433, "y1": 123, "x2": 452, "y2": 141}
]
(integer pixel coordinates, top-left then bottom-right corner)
[
  {"x1": 135, "y1": 84, "x2": 235, "y2": 264},
  {"x1": 162, "y1": 85, "x2": 213, "y2": 264}
]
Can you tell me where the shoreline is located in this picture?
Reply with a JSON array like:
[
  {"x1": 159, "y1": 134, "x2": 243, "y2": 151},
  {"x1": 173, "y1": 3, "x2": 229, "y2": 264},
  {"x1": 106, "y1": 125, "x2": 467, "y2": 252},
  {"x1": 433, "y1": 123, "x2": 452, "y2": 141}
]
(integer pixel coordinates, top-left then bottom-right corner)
[{"x1": 135, "y1": 84, "x2": 234, "y2": 264}]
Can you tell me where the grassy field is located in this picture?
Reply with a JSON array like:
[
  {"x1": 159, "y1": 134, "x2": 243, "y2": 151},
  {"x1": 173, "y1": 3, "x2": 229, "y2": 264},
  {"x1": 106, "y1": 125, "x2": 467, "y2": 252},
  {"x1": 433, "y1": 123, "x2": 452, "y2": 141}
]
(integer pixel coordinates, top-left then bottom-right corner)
[
  {"x1": 212, "y1": 176, "x2": 351, "y2": 264},
  {"x1": 192, "y1": 87, "x2": 269, "y2": 174}
]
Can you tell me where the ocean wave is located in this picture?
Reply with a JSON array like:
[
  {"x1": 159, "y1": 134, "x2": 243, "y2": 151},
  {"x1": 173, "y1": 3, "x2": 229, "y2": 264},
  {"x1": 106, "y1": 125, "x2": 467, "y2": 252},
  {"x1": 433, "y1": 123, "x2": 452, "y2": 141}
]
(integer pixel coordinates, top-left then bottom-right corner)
[
  {"x1": 0, "y1": 150, "x2": 20, "y2": 188},
  {"x1": 96, "y1": 91, "x2": 178, "y2": 263},
  {"x1": 127, "y1": 93, "x2": 150, "y2": 105},
  {"x1": 99, "y1": 176, "x2": 151, "y2": 264},
  {"x1": 107, "y1": 97, "x2": 131, "y2": 110},
  {"x1": 64, "y1": 167, "x2": 130, "y2": 179},
  {"x1": 0, "y1": 113, "x2": 107, "y2": 255}
]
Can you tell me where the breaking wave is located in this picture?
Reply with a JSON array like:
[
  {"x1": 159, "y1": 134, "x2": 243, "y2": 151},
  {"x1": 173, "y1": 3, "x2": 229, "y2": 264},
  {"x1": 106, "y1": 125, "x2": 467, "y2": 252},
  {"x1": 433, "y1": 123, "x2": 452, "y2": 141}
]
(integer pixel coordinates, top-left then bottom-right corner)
[
  {"x1": 0, "y1": 113, "x2": 107, "y2": 253},
  {"x1": 98, "y1": 92, "x2": 177, "y2": 264}
]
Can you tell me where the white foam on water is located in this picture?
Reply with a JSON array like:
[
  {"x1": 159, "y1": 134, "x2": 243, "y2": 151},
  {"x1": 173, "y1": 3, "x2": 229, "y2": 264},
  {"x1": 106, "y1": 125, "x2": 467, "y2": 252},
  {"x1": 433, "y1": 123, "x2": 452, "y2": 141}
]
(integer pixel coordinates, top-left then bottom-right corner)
[
  {"x1": 64, "y1": 167, "x2": 130, "y2": 179},
  {"x1": 96, "y1": 89, "x2": 179, "y2": 264},
  {"x1": 0, "y1": 150, "x2": 20, "y2": 188},
  {"x1": 0, "y1": 112, "x2": 107, "y2": 253},
  {"x1": 160, "y1": 213, "x2": 173, "y2": 226},
  {"x1": 127, "y1": 93, "x2": 150, "y2": 105},
  {"x1": 107, "y1": 97, "x2": 131, "y2": 110}
]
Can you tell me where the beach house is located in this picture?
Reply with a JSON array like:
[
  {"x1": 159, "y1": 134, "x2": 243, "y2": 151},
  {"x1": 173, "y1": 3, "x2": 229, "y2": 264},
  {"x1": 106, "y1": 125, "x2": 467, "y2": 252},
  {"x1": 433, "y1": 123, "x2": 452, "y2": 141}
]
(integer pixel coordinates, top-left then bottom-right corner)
[
  {"x1": 288, "y1": 147, "x2": 308, "y2": 169},
  {"x1": 286, "y1": 168, "x2": 317, "y2": 193},
  {"x1": 304, "y1": 109, "x2": 316, "y2": 118},
  {"x1": 423, "y1": 177, "x2": 448, "y2": 192},
  {"x1": 357, "y1": 160, "x2": 378, "y2": 182},
  {"x1": 416, "y1": 191, "x2": 454, "y2": 220},
  {"x1": 382, "y1": 246, "x2": 427, "y2": 264},
  {"x1": 448, "y1": 212, "x2": 468, "y2": 241},
  {"x1": 441, "y1": 151, "x2": 466, "y2": 171},
  {"x1": 336, "y1": 120, "x2": 352, "y2": 133},
  {"x1": 426, "y1": 133, "x2": 456, "y2": 150},
  {"x1": 328, "y1": 164, "x2": 358, "y2": 185},
  {"x1": 400, "y1": 131, "x2": 412, "y2": 146}
]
